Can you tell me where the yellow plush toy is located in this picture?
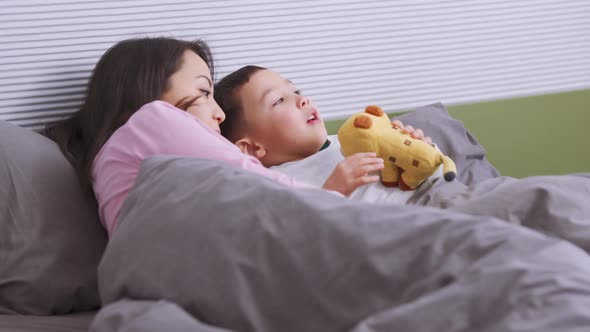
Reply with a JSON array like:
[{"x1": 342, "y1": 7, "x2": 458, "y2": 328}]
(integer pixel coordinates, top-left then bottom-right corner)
[{"x1": 338, "y1": 105, "x2": 457, "y2": 190}]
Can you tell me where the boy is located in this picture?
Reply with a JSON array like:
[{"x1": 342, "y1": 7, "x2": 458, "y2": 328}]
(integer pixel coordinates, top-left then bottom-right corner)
[{"x1": 214, "y1": 65, "x2": 440, "y2": 201}]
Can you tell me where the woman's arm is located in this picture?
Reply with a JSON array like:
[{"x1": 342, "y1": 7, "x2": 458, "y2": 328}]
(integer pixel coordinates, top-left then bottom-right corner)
[{"x1": 131, "y1": 101, "x2": 314, "y2": 189}]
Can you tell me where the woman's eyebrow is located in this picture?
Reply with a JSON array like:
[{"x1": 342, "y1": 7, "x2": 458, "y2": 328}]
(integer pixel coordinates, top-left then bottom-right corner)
[{"x1": 195, "y1": 75, "x2": 212, "y2": 87}]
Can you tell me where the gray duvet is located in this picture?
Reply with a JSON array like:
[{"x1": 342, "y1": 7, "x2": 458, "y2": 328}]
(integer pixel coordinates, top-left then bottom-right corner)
[{"x1": 92, "y1": 157, "x2": 590, "y2": 332}]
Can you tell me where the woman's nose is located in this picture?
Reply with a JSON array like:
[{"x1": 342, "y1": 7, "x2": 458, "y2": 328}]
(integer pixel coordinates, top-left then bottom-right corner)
[{"x1": 214, "y1": 101, "x2": 226, "y2": 123}]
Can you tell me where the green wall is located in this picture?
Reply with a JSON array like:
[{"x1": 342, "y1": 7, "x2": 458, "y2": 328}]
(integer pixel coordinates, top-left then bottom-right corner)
[{"x1": 325, "y1": 89, "x2": 590, "y2": 178}]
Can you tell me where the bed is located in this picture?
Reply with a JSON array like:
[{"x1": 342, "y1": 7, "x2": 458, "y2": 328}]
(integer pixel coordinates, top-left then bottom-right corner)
[
  {"x1": 3, "y1": 101, "x2": 590, "y2": 331},
  {"x1": 0, "y1": 313, "x2": 95, "y2": 332}
]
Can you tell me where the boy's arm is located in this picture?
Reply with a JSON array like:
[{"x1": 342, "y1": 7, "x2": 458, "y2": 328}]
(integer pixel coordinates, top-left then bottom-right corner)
[{"x1": 322, "y1": 152, "x2": 384, "y2": 196}]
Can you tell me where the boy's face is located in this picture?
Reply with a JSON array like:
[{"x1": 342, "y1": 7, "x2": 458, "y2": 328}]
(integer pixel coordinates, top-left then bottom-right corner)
[{"x1": 238, "y1": 69, "x2": 327, "y2": 166}]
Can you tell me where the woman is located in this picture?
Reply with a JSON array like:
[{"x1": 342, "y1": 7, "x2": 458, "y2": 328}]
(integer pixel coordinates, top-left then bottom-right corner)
[{"x1": 44, "y1": 37, "x2": 312, "y2": 236}]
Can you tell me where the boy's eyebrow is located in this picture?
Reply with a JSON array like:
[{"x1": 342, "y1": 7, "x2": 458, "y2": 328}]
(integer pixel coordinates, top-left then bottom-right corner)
[
  {"x1": 260, "y1": 88, "x2": 274, "y2": 103},
  {"x1": 260, "y1": 78, "x2": 293, "y2": 102},
  {"x1": 195, "y1": 75, "x2": 212, "y2": 87}
]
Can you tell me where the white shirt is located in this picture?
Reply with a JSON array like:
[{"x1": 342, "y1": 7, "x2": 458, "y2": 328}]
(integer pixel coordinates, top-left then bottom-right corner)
[{"x1": 271, "y1": 135, "x2": 443, "y2": 205}]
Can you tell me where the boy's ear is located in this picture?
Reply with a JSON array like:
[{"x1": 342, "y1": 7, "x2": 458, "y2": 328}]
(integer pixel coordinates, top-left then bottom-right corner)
[{"x1": 235, "y1": 138, "x2": 266, "y2": 159}]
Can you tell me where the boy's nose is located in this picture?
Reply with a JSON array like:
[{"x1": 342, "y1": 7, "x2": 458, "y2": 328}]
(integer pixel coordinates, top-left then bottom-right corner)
[{"x1": 298, "y1": 95, "x2": 310, "y2": 108}]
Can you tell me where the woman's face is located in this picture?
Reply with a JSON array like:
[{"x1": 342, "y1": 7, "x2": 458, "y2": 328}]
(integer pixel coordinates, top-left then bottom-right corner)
[{"x1": 161, "y1": 50, "x2": 225, "y2": 133}]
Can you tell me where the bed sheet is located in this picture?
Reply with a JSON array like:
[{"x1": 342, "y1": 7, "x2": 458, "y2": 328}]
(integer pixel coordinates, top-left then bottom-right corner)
[{"x1": 0, "y1": 312, "x2": 95, "y2": 332}]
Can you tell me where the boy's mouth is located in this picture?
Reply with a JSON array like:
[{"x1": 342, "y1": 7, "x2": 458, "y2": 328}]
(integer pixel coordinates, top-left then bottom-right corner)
[{"x1": 306, "y1": 110, "x2": 320, "y2": 124}]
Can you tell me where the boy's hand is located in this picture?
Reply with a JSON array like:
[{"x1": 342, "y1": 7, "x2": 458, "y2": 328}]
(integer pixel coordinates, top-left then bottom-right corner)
[
  {"x1": 322, "y1": 152, "x2": 384, "y2": 196},
  {"x1": 391, "y1": 119, "x2": 433, "y2": 145}
]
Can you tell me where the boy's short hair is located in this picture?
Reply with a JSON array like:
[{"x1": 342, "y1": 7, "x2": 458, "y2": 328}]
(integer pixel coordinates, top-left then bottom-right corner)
[{"x1": 215, "y1": 65, "x2": 266, "y2": 143}]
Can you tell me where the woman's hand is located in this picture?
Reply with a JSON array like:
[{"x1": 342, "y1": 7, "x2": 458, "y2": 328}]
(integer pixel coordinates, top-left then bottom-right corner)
[
  {"x1": 322, "y1": 152, "x2": 384, "y2": 196},
  {"x1": 391, "y1": 119, "x2": 433, "y2": 145}
]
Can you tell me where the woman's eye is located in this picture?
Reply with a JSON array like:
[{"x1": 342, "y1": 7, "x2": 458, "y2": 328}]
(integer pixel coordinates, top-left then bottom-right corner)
[
  {"x1": 200, "y1": 89, "x2": 211, "y2": 97},
  {"x1": 272, "y1": 97, "x2": 284, "y2": 107}
]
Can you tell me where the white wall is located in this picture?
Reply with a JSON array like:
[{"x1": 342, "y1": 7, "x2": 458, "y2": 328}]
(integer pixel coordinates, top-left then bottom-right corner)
[{"x1": 1, "y1": 0, "x2": 589, "y2": 128}]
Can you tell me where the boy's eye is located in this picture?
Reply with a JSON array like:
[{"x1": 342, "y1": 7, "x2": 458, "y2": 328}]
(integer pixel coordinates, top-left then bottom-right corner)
[
  {"x1": 294, "y1": 90, "x2": 301, "y2": 95},
  {"x1": 272, "y1": 97, "x2": 284, "y2": 107}
]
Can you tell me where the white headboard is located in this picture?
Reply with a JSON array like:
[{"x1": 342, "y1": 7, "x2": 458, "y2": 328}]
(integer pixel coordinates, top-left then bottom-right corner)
[{"x1": 1, "y1": 0, "x2": 589, "y2": 129}]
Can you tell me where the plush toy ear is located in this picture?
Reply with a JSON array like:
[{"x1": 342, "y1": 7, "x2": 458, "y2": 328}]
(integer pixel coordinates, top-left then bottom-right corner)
[{"x1": 235, "y1": 138, "x2": 267, "y2": 159}]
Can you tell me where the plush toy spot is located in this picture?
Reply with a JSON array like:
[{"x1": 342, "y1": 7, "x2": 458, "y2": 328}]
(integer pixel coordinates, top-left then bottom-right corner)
[
  {"x1": 382, "y1": 181, "x2": 398, "y2": 188},
  {"x1": 404, "y1": 140, "x2": 412, "y2": 146},
  {"x1": 365, "y1": 105, "x2": 384, "y2": 117},
  {"x1": 353, "y1": 115, "x2": 372, "y2": 129},
  {"x1": 389, "y1": 156, "x2": 397, "y2": 163},
  {"x1": 412, "y1": 160, "x2": 420, "y2": 167}
]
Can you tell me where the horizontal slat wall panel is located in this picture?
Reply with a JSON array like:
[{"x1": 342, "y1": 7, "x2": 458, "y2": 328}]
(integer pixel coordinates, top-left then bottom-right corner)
[{"x1": 1, "y1": 0, "x2": 589, "y2": 129}]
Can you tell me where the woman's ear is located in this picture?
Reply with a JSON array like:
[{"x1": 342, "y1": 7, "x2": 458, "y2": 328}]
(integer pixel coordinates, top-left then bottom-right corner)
[{"x1": 235, "y1": 138, "x2": 266, "y2": 160}]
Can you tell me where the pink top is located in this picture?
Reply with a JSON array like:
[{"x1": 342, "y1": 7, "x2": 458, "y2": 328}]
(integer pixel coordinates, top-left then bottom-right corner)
[{"x1": 92, "y1": 100, "x2": 312, "y2": 236}]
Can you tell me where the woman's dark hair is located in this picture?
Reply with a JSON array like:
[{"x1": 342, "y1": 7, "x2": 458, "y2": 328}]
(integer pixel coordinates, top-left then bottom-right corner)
[
  {"x1": 43, "y1": 37, "x2": 214, "y2": 189},
  {"x1": 215, "y1": 65, "x2": 266, "y2": 143}
]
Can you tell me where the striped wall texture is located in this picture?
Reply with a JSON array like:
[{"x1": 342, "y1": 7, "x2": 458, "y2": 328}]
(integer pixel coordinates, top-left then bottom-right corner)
[{"x1": 1, "y1": 0, "x2": 589, "y2": 129}]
